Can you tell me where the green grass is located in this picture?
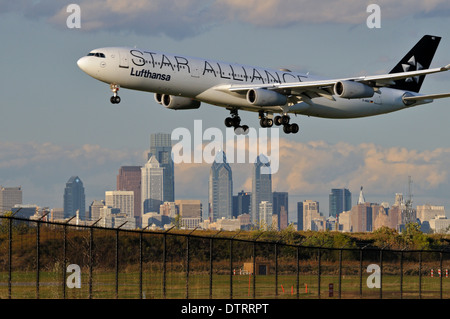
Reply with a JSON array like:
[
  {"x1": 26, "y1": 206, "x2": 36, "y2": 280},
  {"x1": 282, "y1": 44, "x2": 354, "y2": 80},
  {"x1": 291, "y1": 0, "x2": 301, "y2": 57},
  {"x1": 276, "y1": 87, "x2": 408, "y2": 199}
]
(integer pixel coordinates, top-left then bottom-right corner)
[{"x1": 1, "y1": 270, "x2": 449, "y2": 299}]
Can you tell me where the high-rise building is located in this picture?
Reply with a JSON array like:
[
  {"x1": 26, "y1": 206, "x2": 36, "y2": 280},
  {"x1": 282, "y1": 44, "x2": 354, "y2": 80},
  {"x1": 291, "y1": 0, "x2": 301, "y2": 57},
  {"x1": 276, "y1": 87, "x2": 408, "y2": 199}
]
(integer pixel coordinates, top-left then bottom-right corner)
[
  {"x1": 63, "y1": 176, "x2": 85, "y2": 219},
  {"x1": 209, "y1": 151, "x2": 233, "y2": 221},
  {"x1": 148, "y1": 133, "x2": 175, "y2": 202},
  {"x1": 273, "y1": 192, "x2": 288, "y2": 230},
  {"x1": 117, "y1": 166, "x2": 142, "y2": 219},
  {"x1": 302, "y1": 200, "x2": 322, "y2": 231},
  {"x1": 233, "y1": 190, "x2": 251, "y2": 218},
  {"x1": 89, "y1": 200, "x2": 105, "y2": 221},
  {"x1": 259, "y1": 201, "x2": 273, "y2": 229},
  {"x1": 0, "y1": 186, "x2": 22, "y2": 212},
  {"x1": 297, "y1": 202, "x2": 304, "y2": 231},
  {"x1": 105, "y1": 191, "x2": 134, "y2": 218},
  {"x1": 141, "y1": 156, "x2": 164, "y2": 214},
  {"x1": 329, "y1": 188, "x2": 352, "y2": 218},
  {"x1": 251, "y1": 154, "x2": 272, "y2": 224}
]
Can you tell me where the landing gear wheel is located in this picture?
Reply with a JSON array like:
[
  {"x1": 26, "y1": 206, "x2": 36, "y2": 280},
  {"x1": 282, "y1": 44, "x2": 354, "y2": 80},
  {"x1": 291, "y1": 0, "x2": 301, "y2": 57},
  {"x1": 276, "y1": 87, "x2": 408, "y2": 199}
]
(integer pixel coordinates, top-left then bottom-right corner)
[
  {"x1": 281, "y1": 115, "x2": 290, "y2": 125},
  {"x1": 290, "y1": 123, "x2": 299, "y2": 134},
  {"x1": 225, "y1": 117, "x2": 234, "y2": 127},
  {"x1": 283, "y1": 123, "x2": 299, "y2": 134},
  {"x1": 274, "y1": 115, "x2": 283, "y2": 126},
  {"x1": 234, "y1": 125, "x2": 249, "y2": 135},
  {"x1": 110, "y1": 96, "x2": 121, "y2": 104}
]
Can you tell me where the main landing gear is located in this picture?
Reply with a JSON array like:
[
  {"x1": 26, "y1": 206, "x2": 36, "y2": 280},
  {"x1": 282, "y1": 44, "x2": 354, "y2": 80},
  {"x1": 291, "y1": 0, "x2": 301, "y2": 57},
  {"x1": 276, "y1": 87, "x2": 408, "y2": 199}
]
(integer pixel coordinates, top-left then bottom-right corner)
[
  {"x1": 110, "y1": 84, "x2": 121, "y2": 104},
  {"x1": 260, "y1": 111, "x2": 299, "y2": 134},
  {"x1": 225, "y1": 109, "x2": 249, "y2": 135}
]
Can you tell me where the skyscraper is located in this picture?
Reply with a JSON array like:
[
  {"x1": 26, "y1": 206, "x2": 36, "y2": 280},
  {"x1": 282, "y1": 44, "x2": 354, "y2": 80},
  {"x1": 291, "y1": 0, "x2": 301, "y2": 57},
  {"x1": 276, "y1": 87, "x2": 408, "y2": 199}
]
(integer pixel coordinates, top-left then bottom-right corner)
[
  {"x1": 148, "y1": 133, "x2": 174, "y2": 202},
  {"x1": 141, "y1": 156, "x2": 164, "y2": 214},
  {"x1": 233, "y1": 190, "x2": 251, "y2": 218},
  {"x1": 105, "y1": 191, "x2": 134, "y2": 218},
  {"x1": 117, "y1": 166, "x2": 142, "y2": 219},
  {"x1": 273, "y1": 192, "x2": 289, "y2": 230},
  {"x1": 0, "y1": 186, "x2": 22, "y2": 212},
  {"x1": 63, "y1": 176, "x2": 85, "y2": 219},
  {"x1": 329, "y1": 188, "x2": 352, "y2": 218},
  {"x1": 209, "y1": 151, "x2": 233, "y2": 221},
  {"x1": 251, "y1": 154, "x2": 272, "y2": 224}
]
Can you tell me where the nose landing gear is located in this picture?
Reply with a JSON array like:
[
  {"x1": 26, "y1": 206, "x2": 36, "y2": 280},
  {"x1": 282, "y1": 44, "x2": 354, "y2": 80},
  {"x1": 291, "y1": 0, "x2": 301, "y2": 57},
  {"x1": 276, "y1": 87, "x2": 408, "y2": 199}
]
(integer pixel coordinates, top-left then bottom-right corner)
[{"x1": 110, "y1": 84, "x2": 121, "y2": 104}]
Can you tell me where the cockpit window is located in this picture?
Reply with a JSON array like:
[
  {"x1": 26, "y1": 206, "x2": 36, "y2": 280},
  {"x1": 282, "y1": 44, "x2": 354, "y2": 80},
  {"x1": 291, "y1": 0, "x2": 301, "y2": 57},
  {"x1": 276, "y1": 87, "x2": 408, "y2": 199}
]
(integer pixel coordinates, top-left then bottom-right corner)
[{"x1": 87, "y1": 52, "x2": 105, "y2": 58}]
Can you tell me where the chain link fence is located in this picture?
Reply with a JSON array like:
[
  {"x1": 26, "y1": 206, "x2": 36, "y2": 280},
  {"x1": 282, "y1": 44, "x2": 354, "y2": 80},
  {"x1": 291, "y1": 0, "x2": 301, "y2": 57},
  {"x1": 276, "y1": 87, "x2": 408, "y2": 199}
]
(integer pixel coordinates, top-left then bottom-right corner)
[{"x1": 1, "y1": 215, "x2": 450, "y2": 299}]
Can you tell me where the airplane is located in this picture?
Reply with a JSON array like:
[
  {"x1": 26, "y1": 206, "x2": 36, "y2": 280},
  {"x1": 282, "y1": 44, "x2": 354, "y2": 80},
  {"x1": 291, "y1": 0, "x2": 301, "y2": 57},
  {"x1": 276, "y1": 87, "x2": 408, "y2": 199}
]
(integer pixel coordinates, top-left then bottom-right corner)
[{"x1": 77, "y1": 35, "x2": 450, "y2": 134}]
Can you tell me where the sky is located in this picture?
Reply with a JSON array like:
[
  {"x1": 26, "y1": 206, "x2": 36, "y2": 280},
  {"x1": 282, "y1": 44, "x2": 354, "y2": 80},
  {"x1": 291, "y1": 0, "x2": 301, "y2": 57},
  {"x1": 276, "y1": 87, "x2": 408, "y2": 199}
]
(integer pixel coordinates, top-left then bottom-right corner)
[{"x1": 1, "y1": 0, "x2": 450, "y2": 220}]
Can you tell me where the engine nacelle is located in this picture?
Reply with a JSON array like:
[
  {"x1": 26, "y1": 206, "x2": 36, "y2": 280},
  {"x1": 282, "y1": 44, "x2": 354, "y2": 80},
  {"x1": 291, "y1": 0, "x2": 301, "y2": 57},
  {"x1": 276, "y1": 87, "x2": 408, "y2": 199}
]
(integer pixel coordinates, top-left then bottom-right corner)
[
  {"x1": 334, "y1": 81, "x2": 374, "y2": 99},
  {"x1": 158, "y1": 94, "x2": 201, "y2": 110},
  {"x1": 247, "y1": 89, "x2": 287, "y2": 106}
]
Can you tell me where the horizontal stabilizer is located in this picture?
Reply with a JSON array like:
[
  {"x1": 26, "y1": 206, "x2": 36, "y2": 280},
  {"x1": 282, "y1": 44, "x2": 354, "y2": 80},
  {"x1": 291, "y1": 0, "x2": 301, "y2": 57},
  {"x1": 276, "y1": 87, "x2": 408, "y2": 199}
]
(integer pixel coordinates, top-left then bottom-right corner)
[{"x1": 403, "y1": 93, "x2": 450, "y2": 101}]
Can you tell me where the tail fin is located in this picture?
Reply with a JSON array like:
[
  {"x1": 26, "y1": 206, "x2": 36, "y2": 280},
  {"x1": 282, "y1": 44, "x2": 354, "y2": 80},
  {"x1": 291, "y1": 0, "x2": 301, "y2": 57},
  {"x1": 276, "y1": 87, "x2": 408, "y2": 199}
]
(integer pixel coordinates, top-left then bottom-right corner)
[{"x1": 389, "y1": 35, "x2": 441, "y2": 92}]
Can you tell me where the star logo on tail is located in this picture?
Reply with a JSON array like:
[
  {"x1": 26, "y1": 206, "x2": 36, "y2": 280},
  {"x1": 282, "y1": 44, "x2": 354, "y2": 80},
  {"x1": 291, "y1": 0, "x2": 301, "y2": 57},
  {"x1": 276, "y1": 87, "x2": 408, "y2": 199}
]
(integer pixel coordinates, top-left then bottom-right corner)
[{"x1": 402, "y1": 56, "x2": 423, "y2": 83}]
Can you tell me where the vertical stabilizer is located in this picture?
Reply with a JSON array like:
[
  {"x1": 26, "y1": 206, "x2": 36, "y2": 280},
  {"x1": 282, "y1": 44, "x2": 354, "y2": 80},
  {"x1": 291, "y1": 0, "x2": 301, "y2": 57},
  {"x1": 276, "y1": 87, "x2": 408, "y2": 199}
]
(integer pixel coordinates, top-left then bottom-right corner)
[{"x1": 389, "y1": 35, "x2": 441, "y2": 92}]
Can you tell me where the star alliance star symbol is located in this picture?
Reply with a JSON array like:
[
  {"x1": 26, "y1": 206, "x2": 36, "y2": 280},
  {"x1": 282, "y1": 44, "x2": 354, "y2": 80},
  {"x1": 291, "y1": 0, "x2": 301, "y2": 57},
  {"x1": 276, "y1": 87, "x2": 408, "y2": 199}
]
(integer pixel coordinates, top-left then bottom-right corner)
[{"x1": 402, "y1": 55, "x2": 423, "y2": 83}]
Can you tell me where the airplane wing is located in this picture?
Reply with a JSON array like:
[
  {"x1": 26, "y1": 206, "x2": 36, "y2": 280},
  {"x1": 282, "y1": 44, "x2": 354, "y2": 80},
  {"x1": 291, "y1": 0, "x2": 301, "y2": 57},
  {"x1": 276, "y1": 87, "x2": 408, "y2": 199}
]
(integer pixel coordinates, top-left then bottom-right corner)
[{"x1": 228, "y1": 64, "x2": 450, "y2": 100}]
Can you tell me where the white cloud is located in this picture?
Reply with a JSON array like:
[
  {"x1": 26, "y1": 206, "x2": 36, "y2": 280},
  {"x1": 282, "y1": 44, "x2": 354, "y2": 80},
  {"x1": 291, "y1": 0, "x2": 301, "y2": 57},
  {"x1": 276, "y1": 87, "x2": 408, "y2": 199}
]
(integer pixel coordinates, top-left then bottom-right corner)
[{"x1": 3, "y1": 0, "x2": 450, "y2": 38}]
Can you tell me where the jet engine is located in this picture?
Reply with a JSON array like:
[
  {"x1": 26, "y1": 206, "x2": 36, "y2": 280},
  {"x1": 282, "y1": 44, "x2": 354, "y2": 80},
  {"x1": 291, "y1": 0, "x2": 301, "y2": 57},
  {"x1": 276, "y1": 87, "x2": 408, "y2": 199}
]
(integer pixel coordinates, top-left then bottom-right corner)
[
  {"x1": 334, "y1": 81, "x2": 374, "y2": 99},
  {"x1": 246, "y1": 88, "x2": 287, "y2": 106},
  {"x1": 155, "y1": 93, "x2": 201, "y2": 110}
]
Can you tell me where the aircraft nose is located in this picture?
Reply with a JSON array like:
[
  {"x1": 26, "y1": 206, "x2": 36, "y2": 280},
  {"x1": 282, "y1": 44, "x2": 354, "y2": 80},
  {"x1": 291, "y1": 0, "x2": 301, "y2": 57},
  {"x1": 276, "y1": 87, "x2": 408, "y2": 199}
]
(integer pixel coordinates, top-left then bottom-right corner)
[{"x1": 77, "y1": 56, "x2": 90, "y2": 73}]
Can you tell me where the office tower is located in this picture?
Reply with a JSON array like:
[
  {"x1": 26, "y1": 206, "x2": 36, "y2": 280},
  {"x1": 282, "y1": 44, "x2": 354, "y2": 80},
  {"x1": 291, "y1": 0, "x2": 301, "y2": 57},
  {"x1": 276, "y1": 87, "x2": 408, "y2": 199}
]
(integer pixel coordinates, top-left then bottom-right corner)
[
  {"x1": 63, "y1": 176, "x2": 86, "y2": 219},
  {"x1": 233, "y1": 190, "x2": 251, "y2": 218},
  {"x1": 302, "y1": 200, "x2": 322, "y2": 231},
  {"x1": 209, "y1": 151, "x2": 233, "y2": 221},
  {"x1": 0, "y1": 186, "x2": 22, "y2": 212},
  {"x1": 141, "y1": 156, "x2": 164, "y2": 214},
  {"x1": 273, "y1": 192, "x2": 288, "y2": 230},
  {"x1": 105, "y1": 191, "x2": 134, "y2": 218},
  {"x1": 117, "y1": 166, "x2": 142, "y2": 219},
  {"x1": 175, "y1": 199, "x2": 202, "y2": 229},
  {"x1": 89, "y1": 200, "x2": 105, "y2": 221},
  {"x1": 297, "y1": 202, "x2": 304, "y2": 231},
  {"x1": 148, "y1": 133, "x2": 175, "y2": 202},
  {"x1": 329, "y1": 188, "x2": 352, "y2": 218},
  {"x1": 251, "y1": 154, "x2": 272, "y2": 224},
  {"x1": 259, "y1": 201, "x2": 273, "y2": 229}
]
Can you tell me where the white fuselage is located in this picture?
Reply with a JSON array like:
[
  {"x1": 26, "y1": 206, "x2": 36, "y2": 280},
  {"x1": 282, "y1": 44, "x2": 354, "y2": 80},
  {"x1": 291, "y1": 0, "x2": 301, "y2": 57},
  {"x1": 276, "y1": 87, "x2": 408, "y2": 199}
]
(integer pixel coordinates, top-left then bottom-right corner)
[{"x1": 77, "y1": 47, "x2": 425, "y2": 118}]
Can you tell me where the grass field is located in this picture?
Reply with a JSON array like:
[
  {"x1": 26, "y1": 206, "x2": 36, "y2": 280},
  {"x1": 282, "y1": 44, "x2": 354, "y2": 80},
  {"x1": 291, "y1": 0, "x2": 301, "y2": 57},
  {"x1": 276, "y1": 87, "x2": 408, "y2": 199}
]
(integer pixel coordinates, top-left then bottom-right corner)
[{"x1": 1, "y1": 270, "x2": 449, "y2": 299}]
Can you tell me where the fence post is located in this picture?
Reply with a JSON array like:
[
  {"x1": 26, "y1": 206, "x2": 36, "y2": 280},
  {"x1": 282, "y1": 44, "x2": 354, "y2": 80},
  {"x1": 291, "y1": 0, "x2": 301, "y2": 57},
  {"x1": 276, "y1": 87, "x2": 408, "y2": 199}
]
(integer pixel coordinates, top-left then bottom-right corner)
[
  {"x1": 379, "y1": 248, "x2": 383, "y2": 299},
  {"x1": 275, "y1": 243, "x2": 278, "y2": 297},
  {"x1": 400, "y1": 250, "x2": 404, "y2": 299},
  {"x1": 317, "y1": 248, "x2": 321, "y2": 299},
  {"x1": 36, "y1": 212, "x2": 49, "y2": 299},
  {"x1": 63, "y1": 215, "x2": 76, "y2": 299},
  {"x1": 440, "y1": 251, "x2": 443, "y2": 299},
  {"x1": 89, "y1": 218, "x2": 102, "y2": 299},
  {"x1": 339, "y1": 248, "x2": 342, "y2": 299},
  {"x1": 185, "y1": 228, "x2": 198, "y2": 299},
  {"x1": 419, "y1": 251, "x2": 422, "y2": 299},
  {"x1": 115, "y1": 222, "x2": 127, "y2": 299},
  {"x1": 296, "y1": 246, "x2": 300, "y2": 299},
  {"x1": 8, "y1": 216, "x2": 12, "y2": 299},
  {"x1": 359, "y1": 248, "x2": 363, "y2": 298}
]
